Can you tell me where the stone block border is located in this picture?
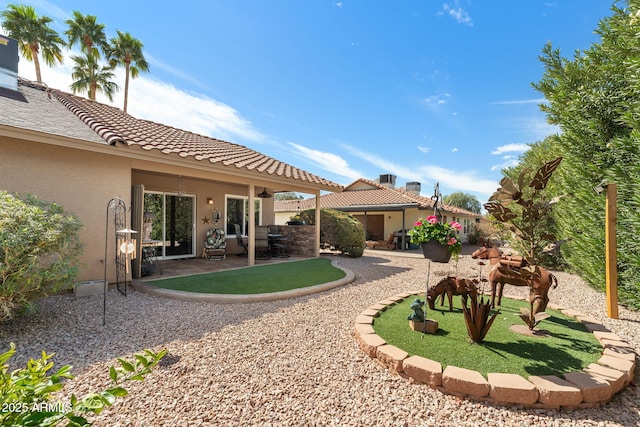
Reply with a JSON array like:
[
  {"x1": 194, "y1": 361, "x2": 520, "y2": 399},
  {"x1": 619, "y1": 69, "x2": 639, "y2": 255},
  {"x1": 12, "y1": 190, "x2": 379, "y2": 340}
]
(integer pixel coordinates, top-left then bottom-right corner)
[{"x1": 354, "y1": 292, "x2": 636, "y2": 410}]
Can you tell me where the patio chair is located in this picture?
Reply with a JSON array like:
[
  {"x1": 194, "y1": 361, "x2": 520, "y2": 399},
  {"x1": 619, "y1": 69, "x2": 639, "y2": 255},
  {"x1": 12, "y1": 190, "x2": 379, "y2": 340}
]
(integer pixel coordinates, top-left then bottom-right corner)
[
  {"x1": 255, "y1": 225, "x2": 272, "y2": 259},
  {"x1": 269, "y1": 225, "x2": 290, "y2": 258},
  {"x1": 233, "y1": 223, "x2": 248, "y2": 257},
  {"x1": 204, "y1": 228, "x2": 226, "y2": 260}
]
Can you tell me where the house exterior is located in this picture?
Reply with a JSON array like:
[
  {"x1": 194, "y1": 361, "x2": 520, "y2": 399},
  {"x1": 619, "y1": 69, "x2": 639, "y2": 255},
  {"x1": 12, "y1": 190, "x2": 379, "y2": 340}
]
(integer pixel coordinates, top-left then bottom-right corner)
[
  {"x1": 275, "y1": 176, "x2": 482, "y2": 249},
  {"x1": 0, "y1": 69, "x2": 341, "y2": 283}
]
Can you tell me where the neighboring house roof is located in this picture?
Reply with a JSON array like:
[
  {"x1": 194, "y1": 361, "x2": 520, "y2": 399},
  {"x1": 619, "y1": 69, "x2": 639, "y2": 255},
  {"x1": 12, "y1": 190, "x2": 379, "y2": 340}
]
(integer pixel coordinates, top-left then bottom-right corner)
[
  {"x1": 275, "y1": 178, "x2": 482, "y2": 217},
  {"x1": 0, "y1": 79, "x2": 342, "y2": 191}
]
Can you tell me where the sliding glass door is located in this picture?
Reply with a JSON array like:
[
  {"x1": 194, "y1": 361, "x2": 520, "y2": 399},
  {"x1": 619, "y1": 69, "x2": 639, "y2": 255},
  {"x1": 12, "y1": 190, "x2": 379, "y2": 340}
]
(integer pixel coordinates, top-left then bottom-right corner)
[{"x1": 143, "y1": 191, "x2": 196, "y2": 259}]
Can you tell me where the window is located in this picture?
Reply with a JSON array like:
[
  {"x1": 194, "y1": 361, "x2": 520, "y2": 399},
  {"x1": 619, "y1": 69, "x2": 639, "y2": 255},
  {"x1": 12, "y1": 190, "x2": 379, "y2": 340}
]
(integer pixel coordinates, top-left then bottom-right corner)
[
  {"x1": 463, "y1": 218, "x2": 471, "y2": 234},
  {"x1": 225, "y1": 195, "x2": 262, "y2": 235}
]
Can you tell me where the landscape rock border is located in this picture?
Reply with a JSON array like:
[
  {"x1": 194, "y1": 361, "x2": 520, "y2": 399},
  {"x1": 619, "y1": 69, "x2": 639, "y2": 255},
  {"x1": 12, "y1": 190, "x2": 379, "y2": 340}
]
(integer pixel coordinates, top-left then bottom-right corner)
[{"x1": 354, "y1": 292, "x2": 636, "y2": 410}]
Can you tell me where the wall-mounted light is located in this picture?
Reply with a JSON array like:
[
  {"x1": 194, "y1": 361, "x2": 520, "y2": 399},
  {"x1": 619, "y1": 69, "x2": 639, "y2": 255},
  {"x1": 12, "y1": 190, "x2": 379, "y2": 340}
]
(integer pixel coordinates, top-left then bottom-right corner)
[
  {"x1": 207, "y1": 197, "x2": 214, "y2": 205},
  {"x1": 213, "y1": 209, "x2": 221, "y2": 222}
]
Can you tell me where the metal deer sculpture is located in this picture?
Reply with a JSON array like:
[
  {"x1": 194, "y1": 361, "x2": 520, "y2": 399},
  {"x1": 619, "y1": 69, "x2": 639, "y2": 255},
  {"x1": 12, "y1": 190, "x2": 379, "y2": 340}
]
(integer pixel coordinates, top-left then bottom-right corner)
[{"x1": 483, "y1": 157, "x2": 565, "y2": 329}]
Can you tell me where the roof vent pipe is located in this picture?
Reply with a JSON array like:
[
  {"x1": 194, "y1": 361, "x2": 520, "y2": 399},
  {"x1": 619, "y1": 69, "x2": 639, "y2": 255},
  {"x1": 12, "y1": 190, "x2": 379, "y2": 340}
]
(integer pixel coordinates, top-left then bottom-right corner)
[
  {"x1": 405, "y1": 181, "x2": 421, "y2": 195},
  {"x1": 379, "y1": 174, "x2": 396, "y2": 188}
]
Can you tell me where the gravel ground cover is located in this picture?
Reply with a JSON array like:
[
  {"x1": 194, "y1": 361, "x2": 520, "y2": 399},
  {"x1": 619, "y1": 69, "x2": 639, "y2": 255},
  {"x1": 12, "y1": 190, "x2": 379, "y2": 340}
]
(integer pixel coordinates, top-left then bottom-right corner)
[{"x1": 1, "y1": 249, "x2": 639, "y2": 426}]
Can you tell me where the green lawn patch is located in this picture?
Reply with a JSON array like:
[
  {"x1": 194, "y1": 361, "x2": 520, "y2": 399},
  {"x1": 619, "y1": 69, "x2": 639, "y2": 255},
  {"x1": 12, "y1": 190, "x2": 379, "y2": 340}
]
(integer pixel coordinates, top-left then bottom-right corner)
[
  {"x1": 373, "y1": 295, "x2": 602, "y2": 378},
  {"x1": 147, "y1": 258, "x2": 345, "y2": 294}
]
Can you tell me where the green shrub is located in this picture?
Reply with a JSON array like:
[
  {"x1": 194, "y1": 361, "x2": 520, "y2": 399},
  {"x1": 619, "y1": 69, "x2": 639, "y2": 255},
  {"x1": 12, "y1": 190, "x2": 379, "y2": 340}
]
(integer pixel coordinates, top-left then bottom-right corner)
[
  {"x1": 0, "y1": 192, "x2": 83, "y2": 320},
  {"x1": 0, "y1": 343, "x2": 166, "y2": 426},
  {"x1": 299, "y1": 208, "x2": 365, "y2": 257}
]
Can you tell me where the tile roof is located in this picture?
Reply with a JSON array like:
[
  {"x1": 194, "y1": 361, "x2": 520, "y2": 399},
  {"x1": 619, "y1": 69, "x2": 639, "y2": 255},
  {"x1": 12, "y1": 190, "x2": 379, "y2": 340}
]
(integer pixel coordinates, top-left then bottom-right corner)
[
  {"x1": 2, "y1": 79, "x2": 342, "y2": 191},
  {"x1": 275, "y1": 178, "x2": 481, "y2": 217}
]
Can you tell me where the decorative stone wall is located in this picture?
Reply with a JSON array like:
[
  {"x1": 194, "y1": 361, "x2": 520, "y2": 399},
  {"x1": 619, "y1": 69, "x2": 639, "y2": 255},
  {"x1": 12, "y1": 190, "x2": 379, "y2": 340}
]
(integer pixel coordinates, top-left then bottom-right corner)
[
  {"x1": 273, "y1": 225, "x2": 316, "y2": 257},
  {"x1": 354, "y1": 292, "x2": 636, "y2": 410}
]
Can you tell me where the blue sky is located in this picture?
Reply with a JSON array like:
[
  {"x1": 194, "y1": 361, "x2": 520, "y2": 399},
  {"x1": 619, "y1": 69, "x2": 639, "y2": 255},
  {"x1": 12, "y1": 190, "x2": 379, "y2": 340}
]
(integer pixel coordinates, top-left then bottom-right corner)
[{"x1": 2, "y1": 0, "x2": 615, "y2": 203}]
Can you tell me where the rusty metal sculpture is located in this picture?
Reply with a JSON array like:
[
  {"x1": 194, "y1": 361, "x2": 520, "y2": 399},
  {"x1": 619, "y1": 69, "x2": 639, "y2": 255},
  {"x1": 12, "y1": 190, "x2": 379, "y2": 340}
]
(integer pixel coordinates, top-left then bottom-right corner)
[
  {"x1": 427, "y1": 276, "x2": 479, "y2": 311},
  {"x1": 483, "y1": 157, "x2": 565, "y2": 329},
  {"x1": 471, "y1": 246, "x2": 558, "y2": 316}
]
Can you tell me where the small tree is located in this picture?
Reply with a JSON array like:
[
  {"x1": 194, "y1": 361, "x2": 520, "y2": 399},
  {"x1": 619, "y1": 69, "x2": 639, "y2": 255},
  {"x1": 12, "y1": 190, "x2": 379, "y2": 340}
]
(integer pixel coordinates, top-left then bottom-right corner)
[
  {"x1": 443, "y1": 192, "x2": 482, "y2": 214},
  {"x1": 0, "y1": 192, "x2": 82, "y2": 320},
  {"x1": 299, "y1": 208, "x2": 365, "y2": 257}
]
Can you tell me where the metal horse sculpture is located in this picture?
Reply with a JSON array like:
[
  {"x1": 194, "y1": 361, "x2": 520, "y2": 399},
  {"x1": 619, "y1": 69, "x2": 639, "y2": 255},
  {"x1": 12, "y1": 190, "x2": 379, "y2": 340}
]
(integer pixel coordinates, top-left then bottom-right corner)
[
  {"x1": 427, "y1": 276, "x2": 479, "y2": 311},
  {"x1": 471, "y1": 245, "x2": 558, "y2": 315}
]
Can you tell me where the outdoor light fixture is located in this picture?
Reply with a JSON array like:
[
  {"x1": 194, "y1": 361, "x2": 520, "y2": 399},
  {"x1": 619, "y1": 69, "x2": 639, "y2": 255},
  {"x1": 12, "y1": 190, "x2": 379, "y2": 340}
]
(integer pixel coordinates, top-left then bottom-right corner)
[
  {"x1": 207, "y1": 197, "x2": 214, "y2": 205},
  {"x1": 257, "y1": 187, "x2": 272, "y2": 198},
  {"x1": 103, "y1": 197, "x2": 137, "y2": 326}
]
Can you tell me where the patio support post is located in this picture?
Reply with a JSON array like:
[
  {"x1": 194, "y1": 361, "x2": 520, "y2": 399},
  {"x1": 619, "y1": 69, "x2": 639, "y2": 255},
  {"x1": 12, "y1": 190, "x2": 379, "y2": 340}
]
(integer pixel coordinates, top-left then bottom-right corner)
[
  {"x1": 248, "y1": 184, "x2": 255, "y2": 266},
  {"x1": 315, "y1": 192, "x2": 321, "y2": 257},
  {"x1": 402, "y1": 209, "x2": 407, "y2": 251}
]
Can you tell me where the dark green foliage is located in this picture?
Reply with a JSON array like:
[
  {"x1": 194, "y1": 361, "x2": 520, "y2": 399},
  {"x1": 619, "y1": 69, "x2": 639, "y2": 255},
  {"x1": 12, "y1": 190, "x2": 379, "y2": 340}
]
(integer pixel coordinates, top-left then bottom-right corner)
[
  {"x1": 299, "y1": 208, "x2": 365, "y2": 257},
  {"x1": 531, "y1": 0, "x2": 640, "y2": 309},
  {"x1": 0, "y1": 343, "x2": 166, "y2": 426},
  {"x1": 0, "y1": 192, "x2": 83, "y2": 320}
]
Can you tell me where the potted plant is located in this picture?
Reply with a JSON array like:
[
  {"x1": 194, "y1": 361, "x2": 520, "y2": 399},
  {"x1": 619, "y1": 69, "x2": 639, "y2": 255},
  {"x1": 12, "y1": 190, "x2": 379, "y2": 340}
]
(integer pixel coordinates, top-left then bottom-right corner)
[{"x1": 408, "y1": 215, "x2": 462, "y2": 262}]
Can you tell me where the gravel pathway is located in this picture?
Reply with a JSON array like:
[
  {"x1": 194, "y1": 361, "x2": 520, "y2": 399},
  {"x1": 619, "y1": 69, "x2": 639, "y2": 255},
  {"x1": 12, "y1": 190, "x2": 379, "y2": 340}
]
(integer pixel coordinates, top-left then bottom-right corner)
[{"x1": 1, "y1": 251, "x2": 639, "y2": 426}]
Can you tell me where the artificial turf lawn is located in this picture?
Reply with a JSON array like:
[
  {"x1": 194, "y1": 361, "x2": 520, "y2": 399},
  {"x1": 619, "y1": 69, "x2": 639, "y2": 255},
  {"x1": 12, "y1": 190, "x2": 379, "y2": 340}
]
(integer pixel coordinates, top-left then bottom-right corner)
[
  {"x1": 147, "y1": 258, "x2": 345, "y2": 294},
  {"x1": 373, "y1": 294, "x2": 603, "y2": 378}
]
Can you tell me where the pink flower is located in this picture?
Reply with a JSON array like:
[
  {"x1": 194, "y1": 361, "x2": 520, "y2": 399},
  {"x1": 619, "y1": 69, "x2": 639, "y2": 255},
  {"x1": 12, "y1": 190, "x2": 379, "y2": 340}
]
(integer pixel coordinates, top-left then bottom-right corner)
[
  {"x1": 448, "y1": 237, "x2": 458, "y2": 246},
  {"x1": 414, "y1": 220, "x2": 422, "y2": 227},
  {"x1": 426, "y1": 215, "x2": 438, "y2": 224},
  {"x1": 450, "y1": 221, "x2": 462, "y2": 231}
]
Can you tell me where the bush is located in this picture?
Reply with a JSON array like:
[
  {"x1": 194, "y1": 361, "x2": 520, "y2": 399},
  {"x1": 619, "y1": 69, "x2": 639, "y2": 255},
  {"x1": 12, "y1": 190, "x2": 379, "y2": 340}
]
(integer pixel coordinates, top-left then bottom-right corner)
[
  {"x1": 299, "y1": 208, "x2": 365, "y2": 257},
  {"x1": 0, "y1": 343, "x2": 166, "y2": 426},
  {"x1": 467, "y1": 220, "x2": 500, "y2": 246},
  {"x1": 0, "y1": 192, "x2": 83, "y2": 320}
]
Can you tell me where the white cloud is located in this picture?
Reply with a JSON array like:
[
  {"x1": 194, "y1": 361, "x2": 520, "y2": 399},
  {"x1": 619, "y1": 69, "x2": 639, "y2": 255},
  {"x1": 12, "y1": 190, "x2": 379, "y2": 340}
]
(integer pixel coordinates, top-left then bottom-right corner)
[
  {"x1": 418, "y1": 165, "x2": 497, "y2": 195},
  {"x1": 288, "y1": 143, "x2": 363, "y2": 181},
  {"x1": 422, "y1": 93, "x2": 450, "y2": 111},
  {"x1": 343, "y1": 144, "x2": 497, "y2": 196},
  {"x1": 491, "y1": 143, "x2": 530, "y2": 155},
  {"x1": 451, "y1": 147, "x2": 458, "y2": 152},
  {"x1": 417, "y1": 145, "x2": 431, "y2": 154},
  {"x1": 490, "y1": 159, "x2": 520, "y2": 171},
  {"x1": 442, "y1": 2, "x2": 473, "y2": 27}
]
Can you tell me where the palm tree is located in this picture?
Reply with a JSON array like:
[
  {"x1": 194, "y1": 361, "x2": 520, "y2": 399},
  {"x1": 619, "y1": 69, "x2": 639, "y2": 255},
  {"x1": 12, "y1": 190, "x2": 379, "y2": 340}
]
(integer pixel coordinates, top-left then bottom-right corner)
[
  {"x1": 70, "y1": 53, "x2": 118, "y2": 101},
  {"x1": 107, "y1": 30, "x2": 149, "y2": 113},
  {"x1": 0, "y1": 3, "x2": 63, "y2": 83},
  {"x1": 65, "y1": 11, "x2": 108, "y2": 59}
]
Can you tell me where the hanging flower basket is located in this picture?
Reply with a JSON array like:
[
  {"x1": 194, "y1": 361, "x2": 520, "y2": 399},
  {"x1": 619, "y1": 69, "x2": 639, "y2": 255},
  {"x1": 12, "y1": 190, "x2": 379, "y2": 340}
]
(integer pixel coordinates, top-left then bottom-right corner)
[{"x1": 420, "y1": 240, "x2": 452, "y2": 263}]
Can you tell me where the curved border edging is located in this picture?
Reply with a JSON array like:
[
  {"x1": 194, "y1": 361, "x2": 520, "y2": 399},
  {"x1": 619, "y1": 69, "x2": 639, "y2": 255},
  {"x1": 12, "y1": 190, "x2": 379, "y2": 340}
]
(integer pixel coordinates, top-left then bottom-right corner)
[
  {"x1": 354, "y1": 292, "x2": 636, "y2": 410},
  {"x1": 132, "y1": 260, "x2": 354, "y2": 303}
]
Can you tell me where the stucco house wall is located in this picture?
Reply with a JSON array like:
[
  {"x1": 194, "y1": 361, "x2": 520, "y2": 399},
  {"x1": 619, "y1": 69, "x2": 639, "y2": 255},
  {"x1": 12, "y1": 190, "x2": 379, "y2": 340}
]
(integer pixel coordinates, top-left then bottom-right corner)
[{"x1": 1, "y1": 137, "x2": 131, "y2": 282}]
